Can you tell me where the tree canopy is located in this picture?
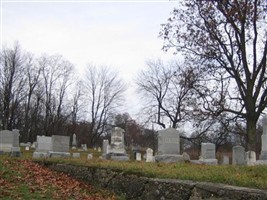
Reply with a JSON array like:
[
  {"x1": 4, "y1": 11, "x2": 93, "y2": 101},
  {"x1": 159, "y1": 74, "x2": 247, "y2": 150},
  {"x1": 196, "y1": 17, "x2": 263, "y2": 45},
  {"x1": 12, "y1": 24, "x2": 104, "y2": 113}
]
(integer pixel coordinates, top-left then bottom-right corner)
[{"x1": 160, "y1": 0, "x2": 267, "y2": 150}]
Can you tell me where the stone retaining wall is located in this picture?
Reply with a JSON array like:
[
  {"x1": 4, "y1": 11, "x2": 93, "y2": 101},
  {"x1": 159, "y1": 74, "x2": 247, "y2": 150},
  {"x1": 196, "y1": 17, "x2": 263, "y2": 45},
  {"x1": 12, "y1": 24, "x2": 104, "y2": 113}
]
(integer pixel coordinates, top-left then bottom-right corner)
[{"x1": 41, "y1": 162, "x2": 267, "y2": 200}]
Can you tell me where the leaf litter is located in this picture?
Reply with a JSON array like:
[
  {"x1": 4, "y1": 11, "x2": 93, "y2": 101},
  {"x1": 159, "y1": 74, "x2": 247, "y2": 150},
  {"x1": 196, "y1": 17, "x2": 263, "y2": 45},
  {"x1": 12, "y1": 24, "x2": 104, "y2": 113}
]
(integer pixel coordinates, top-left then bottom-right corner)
[{"x1": 0, "y1": 159, "x2": 116, "y2": 200}]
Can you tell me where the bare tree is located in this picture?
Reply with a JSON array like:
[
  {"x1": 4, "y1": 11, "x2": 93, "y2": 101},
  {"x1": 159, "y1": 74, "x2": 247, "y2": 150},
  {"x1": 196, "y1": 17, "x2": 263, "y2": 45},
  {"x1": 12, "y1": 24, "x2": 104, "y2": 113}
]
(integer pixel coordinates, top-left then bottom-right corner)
[
  {"x1": 83, "y1": 65, "x2": 126, "y2": 147},
  {"x1": 136, "y1": 59, "x2": 198, "y2": 129},
  {"x1": 38, "y1": 54, "x2": 74, "y2": 136},
  {"x1": 0, "y1": 43, "x2": 26, "y2": 130},
  {"x1": 160, "y1": 0, "x2": 267, "y2": 151},
  {"x1": 21, "y1": 53, "x2": 42, "y2": 142}
]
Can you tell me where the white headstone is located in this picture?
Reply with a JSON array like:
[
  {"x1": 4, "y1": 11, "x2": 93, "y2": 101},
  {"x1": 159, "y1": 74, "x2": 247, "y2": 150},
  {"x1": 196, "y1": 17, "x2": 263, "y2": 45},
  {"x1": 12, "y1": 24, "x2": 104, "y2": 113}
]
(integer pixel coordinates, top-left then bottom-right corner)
[
  {"x1": 222, "y1": 155, "x2": 229, "y2": 165},
  {"x1": 136, "y1": 152, "x2": 142, "y2": 161},
  {"x1": 98, "y1": 147, "x2": 101, "y2": 152},
  {"x1": 25, "y1": 146, "x2": 30, "y2": 151},
  {"x1": 72, "y1": 133, "x2": 77, "y2": 147},
  {"x1": 110, "y1": 127, "x2": 126, "y2": 154},
  {"x1": 146, "y1": 148, "x2": 154, "y2": 162},
  {"x1": 199, "y1": 143, "x2": 218, "y2": 165},
  {"x1": 87, "y1": 153, "x2": 93, "y2": 159},
  {"x1": 232, "y1": 145, "x2": 245, "y2": 165},
  {"x1": 82, "y1": 144, "x2": 88, "y2": 151},
  {"x1": 246, "y1": 151, "x2": 256, "y2": 166},
  {"x1": 73, "y1": 152, "x2": 80, "y2": 158},
  {"x1": 200, "y1": 143, "x2": 216, "y2": 159},
  {"x1": 102, "y1": 139, "x2": 109, "y2": 155}
]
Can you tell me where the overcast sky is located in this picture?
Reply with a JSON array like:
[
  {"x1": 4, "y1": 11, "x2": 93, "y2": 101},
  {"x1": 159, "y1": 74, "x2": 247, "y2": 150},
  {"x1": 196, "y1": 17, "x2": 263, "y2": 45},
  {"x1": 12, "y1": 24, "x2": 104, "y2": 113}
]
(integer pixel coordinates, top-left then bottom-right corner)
[{"x1": 1, "y1": 0, "x2": 178, "y2": 117}]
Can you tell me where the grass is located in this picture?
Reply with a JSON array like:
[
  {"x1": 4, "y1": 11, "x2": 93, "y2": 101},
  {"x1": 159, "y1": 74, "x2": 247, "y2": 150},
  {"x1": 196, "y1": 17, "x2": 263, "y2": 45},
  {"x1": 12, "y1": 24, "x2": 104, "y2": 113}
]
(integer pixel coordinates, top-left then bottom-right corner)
[
  {"x1": 36, "y1": 151, "x2": 267, "y2": 191},
  {"x1": 3, "y1": 147, "x2": 267, "y2": 192}
]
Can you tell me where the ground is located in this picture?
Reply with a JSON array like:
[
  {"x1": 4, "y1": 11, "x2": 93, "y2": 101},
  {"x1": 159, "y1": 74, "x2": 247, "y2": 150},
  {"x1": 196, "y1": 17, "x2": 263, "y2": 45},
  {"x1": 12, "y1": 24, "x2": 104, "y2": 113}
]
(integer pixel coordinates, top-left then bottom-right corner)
[{"x1": 0, "y1": 159, "x2": 117, "y2": 200}]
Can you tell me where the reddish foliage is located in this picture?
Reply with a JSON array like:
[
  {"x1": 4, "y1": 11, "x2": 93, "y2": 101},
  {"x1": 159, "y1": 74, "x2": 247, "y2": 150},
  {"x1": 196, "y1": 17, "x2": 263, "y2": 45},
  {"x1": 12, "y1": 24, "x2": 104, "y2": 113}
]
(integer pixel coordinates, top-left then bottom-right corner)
[{"x1": 0, "y1": 159, "x2": 116, "y2": 200}]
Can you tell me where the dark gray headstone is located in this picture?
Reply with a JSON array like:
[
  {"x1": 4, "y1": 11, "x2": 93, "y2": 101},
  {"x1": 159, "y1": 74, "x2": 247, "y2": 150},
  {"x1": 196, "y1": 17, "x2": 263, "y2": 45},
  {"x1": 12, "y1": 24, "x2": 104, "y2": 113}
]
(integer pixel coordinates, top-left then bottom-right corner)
[
  {"x1": 157, "y1": 128, "x2": 180, "y2": 155},
  {"x1": 232, "y1": 145, "x2": 245, "y2": 165},
  {"x1": 52, "y1": 135, "x2": 70, "y2": 152}
]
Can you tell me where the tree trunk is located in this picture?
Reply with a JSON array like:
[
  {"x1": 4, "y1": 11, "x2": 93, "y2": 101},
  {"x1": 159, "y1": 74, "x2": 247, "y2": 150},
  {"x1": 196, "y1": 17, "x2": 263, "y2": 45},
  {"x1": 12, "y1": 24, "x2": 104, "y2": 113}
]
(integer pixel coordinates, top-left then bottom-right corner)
[{"x1": 246, "y1": 118, "x2": 257, "y2": 151}]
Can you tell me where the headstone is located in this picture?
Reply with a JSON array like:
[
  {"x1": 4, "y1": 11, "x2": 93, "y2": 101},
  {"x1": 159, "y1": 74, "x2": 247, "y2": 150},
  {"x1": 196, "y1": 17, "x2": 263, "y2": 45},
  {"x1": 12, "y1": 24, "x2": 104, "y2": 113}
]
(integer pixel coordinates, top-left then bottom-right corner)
[
  {"x1": 146, "y1": 148, "x2": 155, "y2": 162},
  {"x1": 0, "y1": 130, "x2": 14, "y2": 152},
  {"x1": 25, "y1": 146, "x2": 30, "y2": 151},
  {"x1": 10, "y1": 147, "x2": 21, "y2": 157},
  {"x1": 33, "y1": 136, "x2": 52, "y2": 158},
  {"x1": 246, "y1": 151, "x2": 256, "y2": 166},
  {"x1": 47, "y1": 135, "x2": 71, "y2": 158},
  {"x1": 199, "y1": 143, "x2": 218, "y2": 165},
  {"x1": 51, "y1": 135, "x2": 70, "y2": 152},
  {"x1": 155, "y1": 128, "x2": 184, "y2": 163},
  {"x1": 73, "y1": 153, "x2": 80, "y2": 158},
  {"x1": 81, "y1": 144, "x2": 88, "y2": 151},
  {"x1": 36, "y1": 136, "x2": 52, "y2": 152},
  {"x1": 98, "y1": 147, "x2": 101, "y2": 152},
  {"x1": 136, "y1": 152, "x2": 142, "y2": 161},
  {"x1": 31, "y1": 142, "x2": 36, "y2": 149},
  {"x1": 108, "y1": 127, "x2": 129, "y2": 161},
  {"x1": 260, "y1": 115, "x2": 267, "y2": 160},
  {"x1": 110, "y1": 127, "x2": 126, "y2": 154},
  {"x1": 72, "y1": 133, "x2": 77, "y2": 147},
  {"x1": 102, "y1": 139, "x2": 109, "y2": 155},
  {"x1": 182, "y1": 152, "x2": 190, "y2": 163},
  {"x1": 232, "y1": 145, "x2": 245, "y2": 165},
  {"x1": 87, "y1": 153, "x2": 93, "y2": 159},
  {"x1": 222, "y1": 155, "x2": 230, "y2": 165},
  {"x1": 12, "y1": 129, "x2": 20, "y2": 147},
  {"x1": 47, "y1": 151, "x2": 70, "y2": 158},
  {"x1": 157, "y1": 128, "x2": 180, "y2": 154}
]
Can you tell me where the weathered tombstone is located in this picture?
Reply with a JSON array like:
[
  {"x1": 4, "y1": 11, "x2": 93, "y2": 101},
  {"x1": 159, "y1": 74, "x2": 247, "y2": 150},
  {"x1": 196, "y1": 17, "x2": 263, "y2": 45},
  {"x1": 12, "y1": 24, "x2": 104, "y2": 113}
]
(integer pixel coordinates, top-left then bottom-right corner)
[
  {"x1": 256, "y1": 116, "x2": 267, "y2": 165},
  {"x1": 246, "y1": 151, "x2": 256, "y2": 166},
  {"x1": 12, "y1": 129, "x2": 20, "y2": 147},
  {"x1": 108, "y1": 127, "x2": 129, "y2": 161},
  {"x1": 0, "y1": 130, "x2": 14, "y2": 152},
  {"x1": 260, "y1": 115, "x2": 267, "y2": 160},
  {"x1": 72, "y1": 133, "x2": 77, "y2": 149},
  {"x1": 81, "y1": 144, "x2": 88, "y2": 151},
  {"x1": 36, "y1": 136, "x2": 52, "y2": 152},
  {"x1": 222, "y1": 155, "x2": 230, "y2": 165},
  {"x1": 146, "y1": 148, "x2": 154, "y2": 162},
  {"x1": 10, "y1": 147, "x2": 21, "y2": 157},
  {"x1": 110, "y1": 127, "x2": 126, "y2": 154},
  {"x1": 31, "y1": 142, "x2": 36, "y2": 149},
  {"x1": 48, "y1": 135, "x2": 70, "y2": 158},
  {"x1": 73, "y1": 153, "x2": 80, "y2": 158},
  {"x1": 98, "y1": 147, "x2": 101, "y2": 152},
  {"x1": 199, "y1": 143, "x2": 218, "y2": 165},
  {"x1": 33, "y1": 136, "x2": 52, "y2": 158},
  {"x1": 87, "y1": 153, "x2": 93, "y2": 160},
  {"x1": 182, "y1": 152, "x2": 191, "y2": 163},
  {"x1": 136, "y1": 152, "x2": 142, "y2": 161},
  {"x1": 51, "y1": 135, "x2": 70, "y2": 152},
  {"x1": 102, "y1": 139, "x2": 109, "y2": 154},
  {"x1": 232, "y1": 145, "x2": 245, "y2": 165},
  {"x1": 155, "y1": 128, "x2": 183, "y2": 163}
]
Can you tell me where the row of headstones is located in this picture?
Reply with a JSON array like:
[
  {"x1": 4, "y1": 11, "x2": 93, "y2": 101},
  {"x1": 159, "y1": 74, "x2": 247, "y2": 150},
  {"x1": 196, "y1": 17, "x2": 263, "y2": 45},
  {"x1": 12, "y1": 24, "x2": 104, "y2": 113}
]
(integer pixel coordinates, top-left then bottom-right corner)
[{"x1": 33, "y1": 135, "x2": 70, "y2": 158}]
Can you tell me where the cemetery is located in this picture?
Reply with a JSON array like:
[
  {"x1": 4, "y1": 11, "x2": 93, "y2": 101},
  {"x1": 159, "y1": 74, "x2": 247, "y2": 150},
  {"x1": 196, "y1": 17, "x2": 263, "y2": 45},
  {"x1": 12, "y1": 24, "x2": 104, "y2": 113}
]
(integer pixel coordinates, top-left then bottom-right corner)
[{"x1": 1, "y1": 124, "x2": 267, "y2": 199}]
